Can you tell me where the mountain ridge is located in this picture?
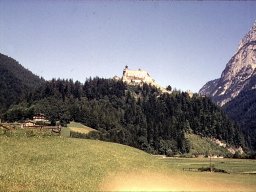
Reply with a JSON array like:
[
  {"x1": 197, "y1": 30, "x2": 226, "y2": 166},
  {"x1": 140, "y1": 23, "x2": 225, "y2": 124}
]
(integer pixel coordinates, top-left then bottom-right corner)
[
  {"x1": 199, "y1": 22, "x2": 256, "y2": 106},
  {"x1": 199, "y1": 21, "x2": 256, "y2": 151}
]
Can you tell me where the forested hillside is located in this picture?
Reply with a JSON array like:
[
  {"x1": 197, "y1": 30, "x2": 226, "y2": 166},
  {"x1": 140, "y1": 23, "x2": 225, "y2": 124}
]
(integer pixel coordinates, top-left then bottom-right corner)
[
  {"x1": 224, "y1": 87, "x2": 256, "y2": 151},
  {"x1": 0, "y1": 53, "x2": 43, "y2": 114},
  {"x1": 4, "y1": 77, "x2": 244, "y2": 155}
]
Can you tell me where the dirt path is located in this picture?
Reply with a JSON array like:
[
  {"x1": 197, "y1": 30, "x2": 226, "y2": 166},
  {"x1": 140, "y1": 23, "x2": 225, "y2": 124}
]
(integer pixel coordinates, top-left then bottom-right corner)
[{"x1": 100, "y1": 171, "x2": 255, "y2": 191}]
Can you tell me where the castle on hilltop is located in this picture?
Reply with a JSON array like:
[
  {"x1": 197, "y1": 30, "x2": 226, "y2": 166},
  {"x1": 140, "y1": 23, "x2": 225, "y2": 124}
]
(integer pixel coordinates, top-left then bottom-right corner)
[
  {"x1": 122, "y1": 66, "x2": 156, "y2": 85},
  {"x1": 114, "y1": 66, "x2": 194, "y2": 96},
  {"x1": 119, "y1": 66, "x2": 168, "y2": 92}
]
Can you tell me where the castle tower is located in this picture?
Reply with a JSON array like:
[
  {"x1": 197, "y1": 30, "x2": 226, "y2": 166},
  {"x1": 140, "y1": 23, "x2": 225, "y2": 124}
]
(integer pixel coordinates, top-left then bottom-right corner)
[{"x1": 123, "y1": 65, "x2": 128, "y2": 75}]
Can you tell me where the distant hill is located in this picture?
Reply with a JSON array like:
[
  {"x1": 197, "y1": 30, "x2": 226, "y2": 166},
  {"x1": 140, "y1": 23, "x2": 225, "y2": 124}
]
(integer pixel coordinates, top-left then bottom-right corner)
[{"x1": 0, "y1": 53, "x2": 44, "y2": 114}]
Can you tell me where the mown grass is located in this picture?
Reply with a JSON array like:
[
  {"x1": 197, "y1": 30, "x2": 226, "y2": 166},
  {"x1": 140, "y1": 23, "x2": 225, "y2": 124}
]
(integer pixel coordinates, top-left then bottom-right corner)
[{"x1": 1, "y1": 131, "x2": 256, "y2": 191}]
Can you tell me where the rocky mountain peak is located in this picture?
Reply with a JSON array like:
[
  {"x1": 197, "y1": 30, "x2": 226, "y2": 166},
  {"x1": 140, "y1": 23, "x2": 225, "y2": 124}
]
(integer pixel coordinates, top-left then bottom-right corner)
[
  {"x1": 199, "y1": 21, "x2": 256, "y2": 106},
  {"x1": 238, "y1": 20, "x2": 256, "y2": 50}
]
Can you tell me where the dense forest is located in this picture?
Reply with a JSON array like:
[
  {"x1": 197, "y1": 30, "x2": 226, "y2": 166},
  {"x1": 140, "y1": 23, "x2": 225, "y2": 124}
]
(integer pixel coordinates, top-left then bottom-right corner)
[
  {"x1": 224, "y1": 87, "x2": 256, "y2": 151},
  {"x1": 0, "y1": 53, "x2": 43, "y2": 114},
  {"x1": 3, "y1": 77, "x2": 244, "y2": 155}
]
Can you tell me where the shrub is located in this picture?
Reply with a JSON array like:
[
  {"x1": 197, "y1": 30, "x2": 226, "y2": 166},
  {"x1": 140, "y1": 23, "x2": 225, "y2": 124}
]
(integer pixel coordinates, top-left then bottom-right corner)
[{"x1": 198, "y1": 167, "x2": 229, "y2": 174}]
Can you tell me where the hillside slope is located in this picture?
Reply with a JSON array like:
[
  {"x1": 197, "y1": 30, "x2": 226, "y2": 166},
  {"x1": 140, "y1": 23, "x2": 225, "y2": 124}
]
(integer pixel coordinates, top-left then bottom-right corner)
[
  {"x1": 5, "y1": 77, "x2": 244, "y2": 155},
  {"x1": 1, "y1": 135, "x2": 256, "y2": 191},
  {"x1": 0, "y1": 53, "x2": 43, "y2": 114},
  {"x1": 186, "y1": 134, "x2": 232, "y2": 157},
  {"x1": 223, "y1": 87, "x2": 256, "y2": 150}
]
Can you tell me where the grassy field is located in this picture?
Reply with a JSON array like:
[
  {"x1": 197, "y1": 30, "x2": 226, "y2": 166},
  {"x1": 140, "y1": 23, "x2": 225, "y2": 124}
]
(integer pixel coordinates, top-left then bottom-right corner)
[
  {"x1": 160, "y1": 157, "x2": 256, "y2": 173},
  {"x1": 186, "y1": 134, "x2": 230, "y2": 156},
  {"x1": 65, "y1": 121, "x2": 96, "y2": 135},
  {"x1": 1, "y1": 133, "x2": 256, "y2": 191}
]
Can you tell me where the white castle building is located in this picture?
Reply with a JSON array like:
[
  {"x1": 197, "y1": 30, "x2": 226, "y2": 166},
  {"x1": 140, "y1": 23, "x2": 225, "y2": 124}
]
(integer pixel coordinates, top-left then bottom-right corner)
[
  {"x1": 120, "y1": 66, "x2": 168, "y2": 92},
  {"x1": 122, "y1": 66, "x2": 155, "y2": 84},
  {"x1": 114, "y1": 66, "x2": 195, "y2": 96}
]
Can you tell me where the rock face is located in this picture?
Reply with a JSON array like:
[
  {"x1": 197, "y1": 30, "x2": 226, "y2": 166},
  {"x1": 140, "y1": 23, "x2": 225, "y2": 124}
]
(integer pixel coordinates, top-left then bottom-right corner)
[{"x1": 199, "y1": 21, "x2": 256, "y2": 106}]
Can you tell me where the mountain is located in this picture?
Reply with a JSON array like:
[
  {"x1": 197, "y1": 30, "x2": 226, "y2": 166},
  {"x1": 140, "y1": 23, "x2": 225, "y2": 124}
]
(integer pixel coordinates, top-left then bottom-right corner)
[
  {"x1": 0, "y1": 53, "x2": 44, "y2": 115},
  {"x1": 199, "y1": 21, "x2": 256, "y2": 106},
  {"x1": 199, "y1": 21, "x2": 256, "y2": 151}
]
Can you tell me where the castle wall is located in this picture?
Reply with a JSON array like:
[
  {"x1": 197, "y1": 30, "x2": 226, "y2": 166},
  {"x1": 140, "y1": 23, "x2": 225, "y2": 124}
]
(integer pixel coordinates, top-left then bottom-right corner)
[{"x1": 120, "y1": 66, "x2": 171, "y2": 93}]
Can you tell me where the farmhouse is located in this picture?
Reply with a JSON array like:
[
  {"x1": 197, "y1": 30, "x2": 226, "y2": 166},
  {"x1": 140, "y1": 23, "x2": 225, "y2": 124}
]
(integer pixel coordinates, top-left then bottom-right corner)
[
  {"x1": 25, "y1": 120, "x2": 35, "y2": 127},
  {"x1": 33, "y1": 114, "x2": 48, "y2": 122},
  {"x1": 21, "y1": 114, "x2": 49, "y2": 128},
  {"x1": 22, "y1": 120, "x2": 35, "y2": 127}
]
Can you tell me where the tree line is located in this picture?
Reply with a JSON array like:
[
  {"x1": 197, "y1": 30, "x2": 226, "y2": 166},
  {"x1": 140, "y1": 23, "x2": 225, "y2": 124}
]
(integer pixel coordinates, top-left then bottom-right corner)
[
  {"x1": 0, "y1": 53, "x2": 43, "y2": 114},
  {"x1": 3, "y1": 77, "x2": 244, "y2": 154}
]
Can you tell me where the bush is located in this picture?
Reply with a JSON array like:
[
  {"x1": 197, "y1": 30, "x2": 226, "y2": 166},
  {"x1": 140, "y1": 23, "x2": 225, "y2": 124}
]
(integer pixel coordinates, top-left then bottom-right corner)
[
  {"x1": 166, "y1": 149, "x2": 174, "y2": 157},
  {"x1": 198, "y1": 167, "x2": 229, "y2": 174},
  {"x1": 86, "y1": 131, "x2": 101, "y2": 140},
  {"x1": 233, "y1": 151, "x2": 242, "y2": 159}
]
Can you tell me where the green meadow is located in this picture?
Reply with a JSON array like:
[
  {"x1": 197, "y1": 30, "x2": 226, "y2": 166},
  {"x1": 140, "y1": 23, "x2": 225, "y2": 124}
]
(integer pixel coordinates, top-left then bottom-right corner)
[
  {"x1": 0, "y1": 131, "x2": 256, "y2": 191},
  {"x1": 68, "y1": 121, "x2": 97, "y2": 135},
  {"x1": 60, "y1": 121, "x2": 97, "y2": 138}
]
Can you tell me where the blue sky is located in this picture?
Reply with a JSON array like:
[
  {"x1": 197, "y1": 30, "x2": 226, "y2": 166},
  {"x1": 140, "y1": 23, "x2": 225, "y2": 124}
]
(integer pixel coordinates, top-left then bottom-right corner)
[{"x1": 1, "y1": 0, "x2": 256, "y2": 92}]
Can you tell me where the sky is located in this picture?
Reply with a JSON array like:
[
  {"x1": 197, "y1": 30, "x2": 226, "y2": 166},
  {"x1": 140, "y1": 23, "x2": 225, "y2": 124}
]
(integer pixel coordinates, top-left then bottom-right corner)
[{"x1": 1, "y1": 0, "x2": 256, "y2": 92}]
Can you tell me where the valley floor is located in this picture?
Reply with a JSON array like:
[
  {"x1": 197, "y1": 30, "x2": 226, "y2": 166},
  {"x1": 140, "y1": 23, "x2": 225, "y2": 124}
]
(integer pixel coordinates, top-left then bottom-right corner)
[{"x1": 0, "y1": 135, "x2": 256, "y2": 191}]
